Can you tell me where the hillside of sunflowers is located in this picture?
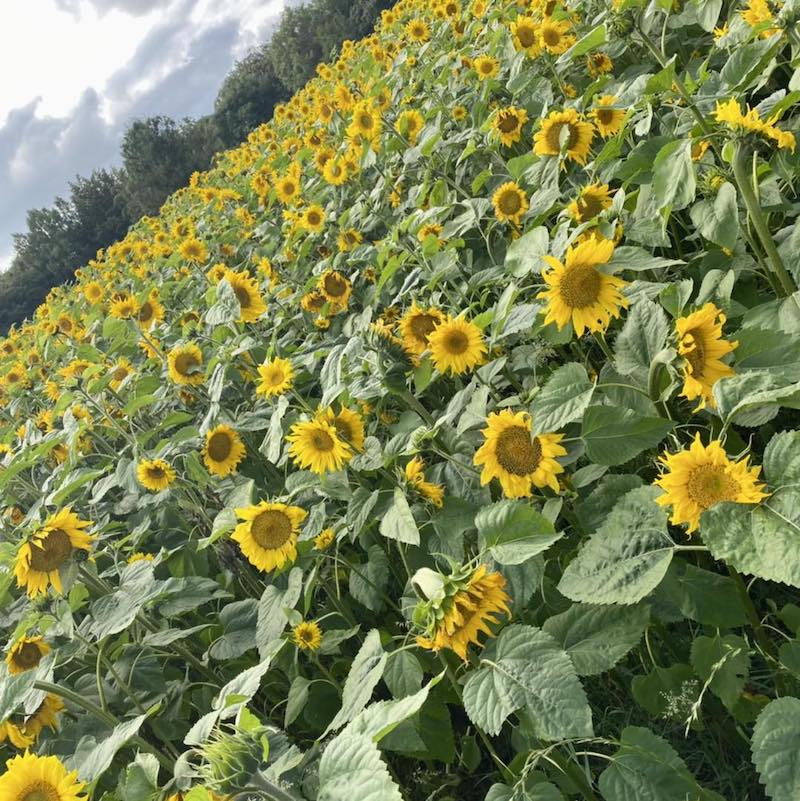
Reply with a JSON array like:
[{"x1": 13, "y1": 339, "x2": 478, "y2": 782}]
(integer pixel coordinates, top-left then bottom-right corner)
[{"x1": 2, "y1": 0, "x2": 800, "y2": 798}]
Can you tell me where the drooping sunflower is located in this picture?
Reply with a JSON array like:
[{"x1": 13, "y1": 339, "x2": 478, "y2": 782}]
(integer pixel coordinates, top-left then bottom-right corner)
[
  {"x1": 0, "y1": 720, "x2": 33, "y2": 749},
  {"x1": 654, "y1": 434, "x2": 768, "y2": 534},
  {"x1": 538, "y1": 237, "x2": 628, "y2": 336},
  {"x1": 292, "y1": 620, "x2": 323, "y2": 651},
  {"x1": 474, "y1": 409, "x2": 566, "y2": 498},
  {"x1": 337, "y1": 228, "x2": 363, "y2": 252},
  {"x1": 405, "y1": 457, "x2": 445, "y2": 507},
  {"x1": 675, "y1": 303, "x2": 737, "y2": 410},
  {"x1": 136, "y1": 458, "x2": 176, "y2": 492},
  {"x1": 510, "y1": 15, "x2": 541, "y2": 57},
  {"x1": 286, "y1": 418, "x2": 352, "y2": 474},
  {"x1": 314, "y1": 528, "x2": 336, "y2": 550},
  {"x1": 167, "y1": 343, "x2": 205, "y2": 385},
  {"x1": 398, "y1": 303, "x2": 444, "y2": 356},
  {"x1": 5, "y1": 636, "x2": 50, "y2": 675},
  {"x1": 222, "y1": 269, "x2": 267, "y2": 323},
  {"x1": 533, "y1": 108, "x2": 594, "y2": 164},
  {"x1": 20, "y1": 694, "x2": 65, "y2": 741},
  {"x1": 203, "y1": 424, "x2": 246, "y2": 477},
  {"x1": 318, "y1": 270, "x2": 352, "y2": 309},
  {"x1": 317, "y1": 406, "x2": 366, "y2": 451},
  {"x1": 0, "y1": 752, "x2": 86, "y2": 801},
  {"x1": 15, "y1": 508, "x2": 94, "y2": 598},
  {"x1": 427, "y1": 315, "x2": 487, "y2": 375},
  {"x1": 591, "y1": 95, "x2": 625, "y2": 138},
  {"x1": 299, "y1": 204, "x2": 326, "y2": 234},
  {"x1": 415, "y1": 564, "x2": 511, "y2": 661},
  {"x1": 538, "y1": 18, "x2": 575, "y2": 54},
  {"x1": 567, "y1": 183, "x2": 613, "y2": 223},
  {"x1": 256, "y1": 357, "x2": 294, "y2": 398},
  {"x1": 232, "y1": 501, "x2": 307, "y2": 572},
  {"x1": 493, "y1": 106, "x2": 528, "y2": 147},
  {"x1": 474, "y1": 54, "x2": 500, "y2": 80},
  {"x1": 492, "y1": 181, "x2": 529, "y2": 225}
]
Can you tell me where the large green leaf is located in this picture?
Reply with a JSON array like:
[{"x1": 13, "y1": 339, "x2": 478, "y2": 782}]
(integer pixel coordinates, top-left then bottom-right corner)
[
  {"x1": 69, "y1": 715, "x2": 147, "y2": 783},
  {"x1": 689, "y1": 183, "x2": 739, "y2": 250},
  {"x1": 752, "y1": 697, "x2": 800, "y2": 801},
  {"x1": 529, "y1": 362, "x2": 594, "y2": 434},
  {"x1": 318, "y1": 733, "x2": 402, "y2": 801},
  {"x1": 476, "y1": 500, "x2": 562, "y2": 564},
  {"x1": 690, "y1": 633, "x2": 749, "y2": 710},
  {"x1": 462, "y1": 624, "x2": 592, "y2": 739},
  {"x1": 613, "y1": 299, "x2": 669, "y2": 378},
  {"x1": 652, "y1": 139, "x2": 696, "y2": 214},
  {"x1": 379, "y1": 487, "x2": 420, "y2": 545},
  {"x1": 581, "y1": 407, "x2": 674, "y2": 466},
  {"x1": 558, "y1": 486, "x2": 673, "y2": 604}
]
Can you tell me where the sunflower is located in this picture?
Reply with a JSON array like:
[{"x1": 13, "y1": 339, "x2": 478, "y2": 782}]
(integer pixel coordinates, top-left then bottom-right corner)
[
  {"x1": 224, "y1": 270, "x2": 267, "y2": 323},
  {"x1": 533, "y1": 108, "x2": 594, "y2": 164},
  {"x1": 137, "y1": 296, "x2": 165, "y2": 330},
  {"x1": 0, "y1": 720, "x2": 33, "y2": 749},
  {"x1": 256, "y1": 357, "x2": 294, "y2": 397},
  {"x1": 292, "y1": 620, "x2": 323, "y2": 651},
  {"x1": 655, "y1": 434, "x2": 768, "y2": 534},
  {"x1": 20, "y1": 694, "x2": 65, "y2": 741},
  {"x1": 317, "y1": 406, "x2": 365, "y2": 451},
  {"x1": 83, "y1": 281, "x2": 104, "y2": 304},
  {"x1": 275, "y1": 172, "x2": 302, "y2": 204},
  {"x1": 675, "y1": 303, "x2": 737, "y2": 410},
  {"x1": 398, "y1": 303, "x2": 444, "y2": 356},
  {"x1": 428, "y1": 315, "x2": 487, "y2": 375},
  {"x1": 167, "y1": 343, "x2": 205, "y2": 385},
  {"x1": 207, "y1": 263, "x2": 228, "y2": 283},
  {"x1": 474, "y1": 55, "x2": 499, "y2": 80},
  {"x1": 178, "y1": 237, "x2": 209, "y2": 263},
  {"x1": 591, "y1": 95, "x2": 625, "y2": 138},
  {"x1": 337, "y1": 228, "x2": 363, "y2": 252},
  {"x1": 127, "y1": 552, "x2": 155, "y2": 564},
  {"x1": 322, "y1": 158, "x2": 349, "y2": 186},
  {"x1": 109, "y1": 358, "x2": 134, "y2": 389},
  {"x1": 493, "y1": 106, "x2": 528, "y2": 147},
  {"x1": 0, "y1": 752, "x2": 86, "y2": 801},
  {"x1": 5, "y1": 636, "x2": 50, "y2": 675},
  {"x1": 136, "y1": 458, "x2": 176, "y2": 492},
  {"x1": 587, "y1": 51, "x2": 613, "y2": 77},
  {"x1": 415, "y1": 565, "x2": 511, "y2": 660},
  {"x1": 314, "y1": 528, "x2": 336, "y2": 550},
  {"x1": 474, "y1": 409, "x2": 566, "y2": 498},
  {"x1": 287, "y1": 418, "x2": 352, "y2": 473},
  {"x1": 740, "y1": 0, "x2": 779, "y2": 36},
  {"x1": 109, "y1": 292, "x2": 140, "y2": 320},
  {"x1": 15, "y1": 508, "x2": 94, "y2": 598},
  {"x1": 567, "y1": 183, "x2": 613, "y2": 223},
  {"x1": 232, "y1": 501, "x2": 307, "y2": 572},
  {"x1": 203, "y1": 424, "x2": 246, "y2": 477},
  {"x1": 301, "y1": 290, "x2": 328, "y2": 314},
  {"x1": 538, "y1": 18, "x2": 574, "y2": 54},
  {"x1": 492, "y1": 181, "x2": 529, "y2": 225},
  {"x1": 405, "y1": 457, "x2": 445, "y2": 506},
  {"x1": 318, "y1": 270, "x2": 352, "y2": 308},
  {"x1": 510, "y1": 15, "x2": 541, "y2": 56},
  {"x1": 299, "y1": 204, "x2": 326, "y2": 234},
  {"x1": 395, "y1": 109, "x2": 425, "y2": 145},
  {"x1": 538, "y1": 237, "x2": 628, "y2": 336}
]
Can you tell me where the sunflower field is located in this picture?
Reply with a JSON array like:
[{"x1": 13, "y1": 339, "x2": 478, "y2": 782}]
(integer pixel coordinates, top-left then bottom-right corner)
[{"x1": 2, "y1": 0, "x2": 800, "y2": 799}]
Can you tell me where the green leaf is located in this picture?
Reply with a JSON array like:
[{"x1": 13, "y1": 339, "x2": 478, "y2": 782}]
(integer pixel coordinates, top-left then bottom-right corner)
[
  {"x1": 690, "y1": 633, "x2": 749, "y2": 710},
  {"x1": 69, "y1": 714, "x2": 147, "y2": 782},
  {"x1": 764, "y1": 430, "x2": 800, "y2": 486},
  {"x1": 256, "y1": 568, "x2": 303, "y2": 657},
  {"x1": 752, "y1": 697, "x2": 800, "y2": 801},
  {"x1": 318, "y1": 733, "x2": 402, "y2": 801},
  {"x1": 558, "y1": 486, "x2": 673, "y2": 604},
  {"x1": 542, "y1": 603, "x2": 650, "y2": 676},
  {"x1": 349, "y1": 545, "x2": 389, "y2": 612},
  {"x1": 652, "y1": 139, "x2": 696, "y2": 214},
  {"x1": 581, "y1": 406, "x2": 674, "y2": 466},
  {"x1": 713, "y1": 372, "x2": 800, "y2": 428},
  {"x1": 614, "y1": 299, "x2": 670, "y2": 377},
  {"x1": 462, "y1": 624, "x2": 593, "y2": 739},
  {"x1": 89, "y1": 562, "x2": 158, "y2": 639},
  {"x1": 689, "y1": 183, "x2": 739, "y2": 250},
  {"x1": 557, "y1": 22, "x2": 606, "y2": 63},
  {"x1": 383, "y1": 650, "x2": 424, "y2": 699},
  {"x1": 599, "y1": 726, "x2": 724, "y2": 801},
  {"x1": 529, "y1": 363, "x2": 594, "y2": 434},
  {"x1": 209, "y1": 599, "x2": 258, "y2": 660},
  {"x1": 379, "y1": 487, "x2": 420, "y2": 545},
  {"x1": 205, "y1": 278, "x2": 241, "y2": 325},
  {"x1": 476, "y1": 500, "x2": 562, "y2": 564},
  {"x1": 607, "y1": 246, "x2": 684, "y2": 273},
  {"x1": 504, "y1": 227, "x2": 549, "y2": 277},
  {"x1": 285, "y1": 676, "x2": 311, "y2": 728}
]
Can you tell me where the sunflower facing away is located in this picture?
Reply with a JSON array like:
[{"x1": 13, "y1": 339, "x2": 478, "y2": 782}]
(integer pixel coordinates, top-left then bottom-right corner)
[
  {"x1": 567, "y1": 183, "x2": 613, "y2": 223},
  {"x1": 415, "y1": 564, "x2": 512, "y2": 660},
  {"x1": 405, "y1": 457, "x2": 445, "y2": 507},
  {"x1": 676, "y1": 303, "x2": 737, "y2": 410},
  {"x1": 5, "y1": 636, "x2": 50, "y2": 675},
  {"x1": 15, "y1": 508, "x2": 94, "y2": 598},
  {"x1": 427, "y1": 315, "x2": 487, "y2": 375},
  {"x1": 232, "y1": 501, "x2": 307, "y2": 572},
  {"x1": 203, "y1": 424, "x2": 246, "y2": 477},
  {"x1": 654, "y1": 434, "x2": 768, "y2": 534},
  {"x1": 398, "y1": 303, "x2": 444, "y2": 356},
  {"x1": 538, "y1": 237, "x2": 628, "y2": 336},
  {"x1": 168, "y1": 343, "x2": 205, "y2": 385},
  {"x1": 137, "y1": 458, "x2": 176, "y2": 492},
  {"x1": 474, "y1": 409, "x2": 566, "y2": 498},
  {"x1": 0, "y1": 752, "x2": 86, "y2": 801},
  {"x1": 534, "y1": 108, "x2": 595, "y2": 164},
  {"x1": 492, "y1": 182, "x2": 529, "y2": 225},
  {"x1": 286, "y1": 419, "x2": 352, "y2": 473},
  {"x1": 256, "y1": 357, "x2": 294, "y2": 398},
  {"x1": 292, "y1": 620, "x2": 323, "y2": 651},
  {"x1": 224, "y1": 270, "x2": 267, "y2": 323}
]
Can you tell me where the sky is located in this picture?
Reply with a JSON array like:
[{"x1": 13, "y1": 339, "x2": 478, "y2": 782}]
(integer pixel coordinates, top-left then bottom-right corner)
[{"x1": 0, "y1": 0, "x2": 289, "y2": 272}]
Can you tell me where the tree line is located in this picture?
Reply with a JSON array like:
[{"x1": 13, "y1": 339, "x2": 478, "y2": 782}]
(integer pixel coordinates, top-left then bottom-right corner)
[{"x1": 0, "y1": 0, "x2": 392, "y2": 333}]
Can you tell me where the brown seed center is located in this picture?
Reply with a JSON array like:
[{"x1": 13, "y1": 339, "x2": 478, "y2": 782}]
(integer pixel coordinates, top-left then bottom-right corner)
[
  {"x1": 517, "y1": 25, "x2": 537, "y2": 47},
  {"x1": 28, "y1": 529, "x2": 73, "y2": 572},
  {"x1": 233, "y1": 285, "x2": 253, "y2": 309},
  {"x1": 21, "y1": 782, "x2": 60, "y2": 801},
  {"x1": 498, "y1": 190, "x2": 522, "y2": 215},
  {"x1": 251, "y1": 510, "x2": 293, "y2": 550},
  {"x1": 559, "y1": 264, "x2": 603, "y2": 309},
  {"x1": 207, "y1": 432, "x2": 233, "y2": 462},
  {"x1": 686, "y1": 465, "x2": 740, "y2": 510},
  {"x1": 409, "y1": 313, "x2": 440, "y2": 344},
  {"x1": 443, "y1": 329, "x2": 469, "y2": 354},
  {"x1": 545, "y1": 121, "x2": 579, "y2": 151},
  {"x1": 174, "y1": 353, "x2": 199, "y2": 376},
  {"x1": 495, "y1": 426, "x2": 543, "y2": 476},
  {"x1": 13, "y1": 642, "x2": 43, "y2": 670},
  {"x1": 682, "y1": 330, "x2": 706, "y2": 379},
  {"x1": 323, "y1": 273, "x2": 348, "y2": 297}
]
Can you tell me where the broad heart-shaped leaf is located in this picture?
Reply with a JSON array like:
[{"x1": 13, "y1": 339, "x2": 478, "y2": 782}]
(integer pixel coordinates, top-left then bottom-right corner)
[
  {"x1": 462, "y1": 624, "x2": 593, "y2": 739},
  {"x1": 700, "y1": 492, "x2": 800, "y2": 588},
  {"x1": 256, "y1": 567, "x2": 303, "y2": 658},
  {"x1": 689, "y1": 182, "x2": 739, "y2": 250},
  {"x1": 486, "y1": 781, "x2": 563, "y2": 801},
  {"x1": 752, "y1": 697, "x2": 800, "y2": 801},
  {"x1": 581, "y1": 406, "x2": 674, "y2": 466},
  {"x1": 763, "y1": 430, "x2": 800, "y2": 487},
  {"x1": 529, "y1": 363, "x2": 594, "y2": 435},
  {"x1": 379, "y1": 487, "x2": 420, "y2": 545},
  {"x1": 68, "y1": 714, "x2": 147, "y2": 782},
  {"x1": 613, "y1": 299, "x2": 669, "y2": 378},
  {"x1": 89, "y1": 561, "x2": 158, "y2": 639},
  {"x1": 690, "y1": 633, "x2": 749, "y2": 710},
  {"x1": 318, "y1": 732, "x2": 402, "y2": 801},
  {"x1": 713, "y1": 372, "x2": 800, "y2": 428},
  {"x1": 476, "y1": 500, "x2": 562, "y2": 564},
  {"x1": 599, "y1": 726, "x2": 725, "y2": 801},
  {"x1": 652, "y1": 139, "x2": 696, "y2": 214},
  {"x1": 558, "y1": 486, "x2": 674, "y2": 605},
  {"x1": 542, "y1": 603, "x2": 650, "y2": 676}
]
